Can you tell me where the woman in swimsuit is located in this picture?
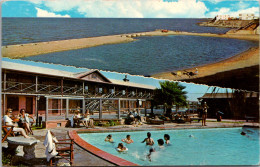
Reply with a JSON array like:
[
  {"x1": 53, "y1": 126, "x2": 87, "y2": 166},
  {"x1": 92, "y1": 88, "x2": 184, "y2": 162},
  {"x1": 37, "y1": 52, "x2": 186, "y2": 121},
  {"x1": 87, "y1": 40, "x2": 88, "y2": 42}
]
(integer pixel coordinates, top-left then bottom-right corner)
[{"x1": 141, "y1": 132, "x2": 154, "y2": 146}]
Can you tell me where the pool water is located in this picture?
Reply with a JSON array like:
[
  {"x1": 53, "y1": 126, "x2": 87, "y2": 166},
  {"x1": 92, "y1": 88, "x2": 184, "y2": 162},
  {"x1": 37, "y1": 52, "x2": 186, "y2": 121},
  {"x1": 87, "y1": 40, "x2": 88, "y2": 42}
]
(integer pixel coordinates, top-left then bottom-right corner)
[{"x1": 79, "y1": 127, "x2": 259, "y2": 166}]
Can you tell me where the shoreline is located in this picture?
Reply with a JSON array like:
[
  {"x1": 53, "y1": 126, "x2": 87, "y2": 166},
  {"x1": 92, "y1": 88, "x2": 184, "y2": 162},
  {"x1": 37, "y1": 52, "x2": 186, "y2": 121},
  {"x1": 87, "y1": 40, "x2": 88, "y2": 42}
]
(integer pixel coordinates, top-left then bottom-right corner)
[
  {"x1": 2, "y1": 30, "x2": 259, "y2": 58},
  {"x1": 151, "y1": 46, "x2": 259, "y2": 82}
]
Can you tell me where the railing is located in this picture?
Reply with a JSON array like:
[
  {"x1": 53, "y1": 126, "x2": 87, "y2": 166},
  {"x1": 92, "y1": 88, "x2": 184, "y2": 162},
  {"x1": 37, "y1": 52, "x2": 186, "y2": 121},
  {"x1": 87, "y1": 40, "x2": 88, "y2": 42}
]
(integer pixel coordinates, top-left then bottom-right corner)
[{"x1": 2, "y1": 81, "x2": 154, "y2": 98}]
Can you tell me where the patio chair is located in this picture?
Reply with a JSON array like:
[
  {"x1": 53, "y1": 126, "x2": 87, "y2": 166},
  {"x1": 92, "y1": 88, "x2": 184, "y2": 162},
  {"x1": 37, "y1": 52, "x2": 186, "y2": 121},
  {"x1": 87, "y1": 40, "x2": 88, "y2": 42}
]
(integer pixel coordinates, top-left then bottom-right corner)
[
  {"x1": 2, "y1": 125, "x2": 15, "y2": 143},
  {"x1": 49, "y1": 131, "x2": 74, "y2": 166}
]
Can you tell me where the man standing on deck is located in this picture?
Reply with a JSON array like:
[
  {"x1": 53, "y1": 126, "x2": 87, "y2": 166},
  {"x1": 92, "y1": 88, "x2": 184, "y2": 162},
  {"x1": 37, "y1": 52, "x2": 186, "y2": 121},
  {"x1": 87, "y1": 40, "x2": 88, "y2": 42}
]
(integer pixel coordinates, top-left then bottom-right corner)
[{"x1": 202, "y1": 102, "x2": 209, "y2": 126}]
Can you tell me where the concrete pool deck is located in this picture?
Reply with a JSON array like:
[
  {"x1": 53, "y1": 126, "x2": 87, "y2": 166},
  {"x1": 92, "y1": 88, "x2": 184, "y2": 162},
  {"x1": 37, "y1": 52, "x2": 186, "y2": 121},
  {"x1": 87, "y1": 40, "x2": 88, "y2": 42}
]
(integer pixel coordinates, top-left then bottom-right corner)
[{"x1": 2, "y1": 119, "x2": 259, "y2": 166}]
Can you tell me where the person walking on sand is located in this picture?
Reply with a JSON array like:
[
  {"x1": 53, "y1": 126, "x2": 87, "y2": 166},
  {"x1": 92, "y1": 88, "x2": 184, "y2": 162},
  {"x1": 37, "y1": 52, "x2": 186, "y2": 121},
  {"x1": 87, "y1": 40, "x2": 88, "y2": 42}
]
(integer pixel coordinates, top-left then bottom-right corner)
[
  {"x1": 142, "y1": 132, "x2": 154, "y2": 146},
  {"x1": 201, "y1": 102, "x2": 209, "y2": 126}
]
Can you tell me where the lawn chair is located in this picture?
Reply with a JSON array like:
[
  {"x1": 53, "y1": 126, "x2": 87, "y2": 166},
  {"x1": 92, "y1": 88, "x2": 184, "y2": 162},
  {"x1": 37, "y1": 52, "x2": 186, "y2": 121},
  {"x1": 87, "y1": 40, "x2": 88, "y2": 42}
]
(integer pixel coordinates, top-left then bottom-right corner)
[
  {"x1": 2, "y1": 125, "x2": 15, "y2": 143},
  {"x1": 49, "y1": 131, "x2": 74, "y2": 166}
]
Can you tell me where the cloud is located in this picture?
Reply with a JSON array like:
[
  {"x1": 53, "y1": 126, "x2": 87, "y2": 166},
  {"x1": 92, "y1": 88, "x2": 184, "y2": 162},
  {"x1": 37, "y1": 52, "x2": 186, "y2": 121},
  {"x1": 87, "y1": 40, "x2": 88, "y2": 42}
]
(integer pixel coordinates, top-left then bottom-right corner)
[
  {"x1": 207, "y1": 6, "x2": 259, "y2": 18},
  {"x1": 35, "y1": 7, "x2": 71, "y2": 17},
  {"x1": 36, "y1": 0, "x2": 208, "y2": 18},
  {"x1": 208, "y1": 0, "x2": 259, "y2": 4}
]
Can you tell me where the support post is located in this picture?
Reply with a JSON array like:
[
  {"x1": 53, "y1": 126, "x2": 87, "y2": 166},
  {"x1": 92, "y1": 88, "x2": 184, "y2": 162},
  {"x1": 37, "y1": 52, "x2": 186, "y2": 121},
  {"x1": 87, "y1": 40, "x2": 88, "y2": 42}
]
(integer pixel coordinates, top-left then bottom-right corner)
[
  {"x1": 35, "y1": 96, "x2": 38, "y2": 126},
  {"x1": 66, "y1": 98, "x2": 69, "y2": 119},
  {"x1": 118, "y1": 99, "x2": 121, "y2": 119},
  {"x1": 82, "y1": 98, "x2": 86, "y2": 114},
  {"x1": 83, "y1": 82, "x2": 85, "y2": 95},
  {"x1": 3, "y1": 71, "x2": 6, "y2": 91},
  {"x1": 99, "y1": 99, "x2": 102, "y2": 119},
  {"x1": 60, "y1": 99, "x2": 63, "y2": 115},
  {"x1": 3, "y1": 94, "x2": 6, "y2": 116},
  {"x1": 35, "y1": 76, "x2": 38, "y2": 92},
  {"x1": 145, "y1": 100, "x2": 147, "y2": 117},
  {"x1": 46, "y1": 97, "x2": 48, "y2": 122}
]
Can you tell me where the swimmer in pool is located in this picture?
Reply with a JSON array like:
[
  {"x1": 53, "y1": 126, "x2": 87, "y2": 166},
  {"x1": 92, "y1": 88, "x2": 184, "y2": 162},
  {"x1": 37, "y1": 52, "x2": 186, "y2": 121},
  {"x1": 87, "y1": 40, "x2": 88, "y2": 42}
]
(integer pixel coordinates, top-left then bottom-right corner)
[
  {"x1": 164, "y1": 134, "x2": 170, "y2": 145},
  {"x1": 241, "y1": 132, "x2": 246, "y2": 136},
  {"x1": 105, "y1": 134, "x2": 114, "y2": 143},
  {"x1": 117, "y1": 143, "x2": 127, "y2": 152},
  {"x1": 147, "y1": 148, "x2": 155, "y2": 162},
  {"x1": 157, "y1": 139, "x2": 164, "y2": 148},
  {"x1": 141, "y1": 132, "x2": 154, "y2": 146},
  {"x1": 121, "y1": 134, "x2": 134, "y2": 144}
]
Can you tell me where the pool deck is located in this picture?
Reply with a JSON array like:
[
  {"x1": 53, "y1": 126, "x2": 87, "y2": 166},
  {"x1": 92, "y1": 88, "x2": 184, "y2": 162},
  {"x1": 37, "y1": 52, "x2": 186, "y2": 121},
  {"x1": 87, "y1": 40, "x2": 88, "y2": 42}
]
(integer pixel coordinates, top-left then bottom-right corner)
[{"x1": 2, "y1": 119, "x2": 259, "y2": 166}]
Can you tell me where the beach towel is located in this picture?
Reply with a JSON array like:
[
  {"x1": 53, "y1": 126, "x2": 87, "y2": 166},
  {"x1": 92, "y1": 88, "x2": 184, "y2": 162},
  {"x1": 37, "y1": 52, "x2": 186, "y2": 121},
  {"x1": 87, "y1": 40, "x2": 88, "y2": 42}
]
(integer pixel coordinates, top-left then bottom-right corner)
[{"x1": 43, "y1": 130, "x2": 58, "y2": 162}]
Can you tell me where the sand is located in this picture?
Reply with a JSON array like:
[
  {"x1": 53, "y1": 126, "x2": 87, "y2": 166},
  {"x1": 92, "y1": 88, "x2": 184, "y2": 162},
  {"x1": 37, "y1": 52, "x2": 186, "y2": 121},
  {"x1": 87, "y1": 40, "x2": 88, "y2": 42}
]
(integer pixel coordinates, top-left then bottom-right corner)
[
  {"x1": 151, "y1": 46, "x2": 259, "y2": 81},
  {"x1": 2, "y1": 30, "x2": 259, "y2": 58},
  {"x1": 1, "y1": 35, "x2": 136, "y2": 58}
]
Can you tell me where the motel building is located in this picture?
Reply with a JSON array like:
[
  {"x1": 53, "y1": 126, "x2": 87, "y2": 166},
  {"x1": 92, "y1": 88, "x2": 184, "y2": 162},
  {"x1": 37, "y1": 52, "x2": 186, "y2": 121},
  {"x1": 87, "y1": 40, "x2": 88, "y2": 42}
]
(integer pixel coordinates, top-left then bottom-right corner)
[{"x1": 1, "y1": 59, "x2": 155, "y2": 128}]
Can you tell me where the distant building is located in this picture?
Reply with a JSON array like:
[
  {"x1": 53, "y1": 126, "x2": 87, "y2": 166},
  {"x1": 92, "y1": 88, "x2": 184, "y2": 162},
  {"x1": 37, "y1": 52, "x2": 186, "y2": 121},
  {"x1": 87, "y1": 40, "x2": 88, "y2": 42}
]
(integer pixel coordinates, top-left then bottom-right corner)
[
  {"x1": 239, "y1": 13, "x2": 255, "y2": 20},
  {"x1": 215, "y1": 15, "x2": 230, "y2": 21},
  {"x1": 198, "y1": 93, "x2": 259, "y2": 120}
]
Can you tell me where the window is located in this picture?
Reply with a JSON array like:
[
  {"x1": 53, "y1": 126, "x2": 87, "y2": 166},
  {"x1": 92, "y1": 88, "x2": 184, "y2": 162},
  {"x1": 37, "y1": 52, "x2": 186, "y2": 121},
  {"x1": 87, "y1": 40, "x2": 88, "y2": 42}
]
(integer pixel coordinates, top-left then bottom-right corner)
[
  {"x1": 38, "y1": 97, "x2": 46, "y2": 111},
  {"x1": 109, "y1": 89, "x2": 115, "y2": 94},
  {"x1": 52, "y1": 99, "x2": 59, "y2": 113},
  {"x1": 84, "y1": 86, "x2": 89, "y2": 92},
  {"x1": 7, "y1": 96, "x2": 19, "y2": 111},
  {"x1": 99, "y1": 88, "x2": 103, "y2": 93}
]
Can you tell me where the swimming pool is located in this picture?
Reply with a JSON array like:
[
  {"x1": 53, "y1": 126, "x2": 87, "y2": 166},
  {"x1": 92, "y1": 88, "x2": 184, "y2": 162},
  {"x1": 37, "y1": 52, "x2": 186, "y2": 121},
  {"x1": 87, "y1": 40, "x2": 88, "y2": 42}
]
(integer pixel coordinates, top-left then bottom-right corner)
[{"x1": 78, "y1": 127, "x2": 259, "y2": 166}]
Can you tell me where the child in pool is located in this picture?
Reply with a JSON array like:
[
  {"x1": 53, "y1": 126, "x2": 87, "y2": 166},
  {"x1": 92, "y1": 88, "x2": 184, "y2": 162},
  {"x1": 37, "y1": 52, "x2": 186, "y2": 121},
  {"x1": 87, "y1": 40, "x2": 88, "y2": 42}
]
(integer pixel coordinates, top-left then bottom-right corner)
[
  {"x1": 121, "y1": 135, "x2": 134, "y2": 144},
  {"x1": 157, "y1": 139, "x2": 164, "y2": 148},
  {"x1": 147, "y1": 148, "x2": 155, "y2": 162},
  {"x1": 164, "y1": 134, "x2": 170, "y2": 145},
  {"x1": 117, "y1": 143, "x2": 127, "y2": 152},
  {"x1": 105, "y1": 134, "x2": 114, "y2": 143},
  {"x1": 141, "y1": 132, "x2": 154, "y2": 146}
]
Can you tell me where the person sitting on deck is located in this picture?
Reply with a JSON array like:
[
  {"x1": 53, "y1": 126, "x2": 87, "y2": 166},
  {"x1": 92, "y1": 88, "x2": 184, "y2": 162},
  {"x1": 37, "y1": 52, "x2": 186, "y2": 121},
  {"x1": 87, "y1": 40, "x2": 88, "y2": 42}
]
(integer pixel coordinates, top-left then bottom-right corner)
[
  {"x1": 121, "y1": 135, "x2": 134, "y2": 144},
  {"x1": 80, "y1": 109, "x2": 90, "y2": 127},
  {"x1": 125, "y1": 111, "x2": 135, "y2": 125},
  {"x1": 3, "y1": 108, "x2": 30, "y2": 138},
  {"x1": 141, "y1": 132, "x2": 154, "y2": 146},
  {"x1": 133, "y1": 109, "x2": 141, "y2": 123},
  {"x1": 105, "y1": 134, "x2": 114, "y2": 143},
  {"x1": 18, "y1": 108, "x2": 35, "y2": 135},
  {"x1": 73, "y1": 110, "x2": 82, "y2": 127}
]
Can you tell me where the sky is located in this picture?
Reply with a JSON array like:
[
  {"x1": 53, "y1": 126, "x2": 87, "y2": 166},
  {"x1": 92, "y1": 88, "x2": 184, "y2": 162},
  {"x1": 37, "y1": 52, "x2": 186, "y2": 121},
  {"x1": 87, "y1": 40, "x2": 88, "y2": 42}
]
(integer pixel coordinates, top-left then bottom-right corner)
[
  {"x1": 1, "y1": 0, "x2": 244, "y2": 101},
  {"x1": 1, "y1": 0, "x2": 259, "y2": 18}
]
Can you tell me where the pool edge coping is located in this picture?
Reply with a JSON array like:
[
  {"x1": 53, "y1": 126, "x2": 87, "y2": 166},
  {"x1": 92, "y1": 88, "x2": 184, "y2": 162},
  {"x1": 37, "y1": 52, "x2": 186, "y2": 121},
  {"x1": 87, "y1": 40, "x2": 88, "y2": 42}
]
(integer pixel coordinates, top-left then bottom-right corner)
[{"x1": 69, "y1": 130, "x2": 139, "y2": 166}]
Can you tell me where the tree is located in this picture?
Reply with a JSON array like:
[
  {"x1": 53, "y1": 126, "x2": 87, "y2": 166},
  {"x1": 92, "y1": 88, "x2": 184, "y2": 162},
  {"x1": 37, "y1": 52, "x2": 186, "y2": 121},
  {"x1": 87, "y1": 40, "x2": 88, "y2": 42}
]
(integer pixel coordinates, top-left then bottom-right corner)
[{"x1": 153, "y1": 81, "x2": 187, "y2": 117}]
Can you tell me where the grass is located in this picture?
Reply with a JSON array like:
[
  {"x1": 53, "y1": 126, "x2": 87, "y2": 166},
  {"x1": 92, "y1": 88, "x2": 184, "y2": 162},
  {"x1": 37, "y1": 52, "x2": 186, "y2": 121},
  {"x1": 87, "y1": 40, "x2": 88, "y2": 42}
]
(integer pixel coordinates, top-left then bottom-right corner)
[{"x1": 31, "y1": 125, "x2": 45, "y2": 130}]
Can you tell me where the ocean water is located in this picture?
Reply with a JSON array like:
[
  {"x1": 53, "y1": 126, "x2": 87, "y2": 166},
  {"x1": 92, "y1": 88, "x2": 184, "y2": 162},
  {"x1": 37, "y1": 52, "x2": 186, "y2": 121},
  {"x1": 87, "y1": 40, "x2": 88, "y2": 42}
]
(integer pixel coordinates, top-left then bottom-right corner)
[
  {"x1": 79, "y1": 127, "x2": 260, "y2": 166},
  {"x1": 22, "y1": 35, "x2": 258, "y2": 75},
  {"x1": 2, "y1": 18, "x2": 231, "y2": 46}
]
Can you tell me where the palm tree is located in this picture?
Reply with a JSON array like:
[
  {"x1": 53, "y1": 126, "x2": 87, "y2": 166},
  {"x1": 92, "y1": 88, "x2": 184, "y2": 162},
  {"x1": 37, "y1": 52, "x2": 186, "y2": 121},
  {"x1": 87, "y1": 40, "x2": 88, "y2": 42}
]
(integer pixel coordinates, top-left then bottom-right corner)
[{"x1": 153, "y1": 81, "x2": 187, "y2": 117}]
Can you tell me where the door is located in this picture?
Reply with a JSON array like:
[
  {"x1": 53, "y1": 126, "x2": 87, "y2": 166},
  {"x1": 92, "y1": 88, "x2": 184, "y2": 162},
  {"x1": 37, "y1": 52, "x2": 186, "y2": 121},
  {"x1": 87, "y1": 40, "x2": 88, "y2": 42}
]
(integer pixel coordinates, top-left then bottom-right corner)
[{"x1": 26, "y1": 97, "x2": 33, "y2": 114}]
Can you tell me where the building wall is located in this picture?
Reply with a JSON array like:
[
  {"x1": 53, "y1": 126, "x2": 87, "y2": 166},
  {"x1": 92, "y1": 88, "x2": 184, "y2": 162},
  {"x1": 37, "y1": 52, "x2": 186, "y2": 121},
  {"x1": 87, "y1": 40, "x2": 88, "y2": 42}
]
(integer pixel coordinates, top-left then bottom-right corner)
[
  {"x1": 239, "y1": 13, "x2": 255, "y2": 20},
  {"x1": 216, "y1": 15, "x2": 230, "y2": 20}
]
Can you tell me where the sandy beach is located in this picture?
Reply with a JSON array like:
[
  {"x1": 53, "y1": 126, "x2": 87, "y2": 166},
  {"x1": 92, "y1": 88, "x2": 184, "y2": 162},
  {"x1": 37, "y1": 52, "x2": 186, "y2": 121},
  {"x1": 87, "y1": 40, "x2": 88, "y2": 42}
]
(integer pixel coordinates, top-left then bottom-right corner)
[
  {"x1": 2, "y1": 30, "x2": 259, "y2": 58},
  {"x1": 151, "y1": 46, "x2": 259, "y2": 87}
]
